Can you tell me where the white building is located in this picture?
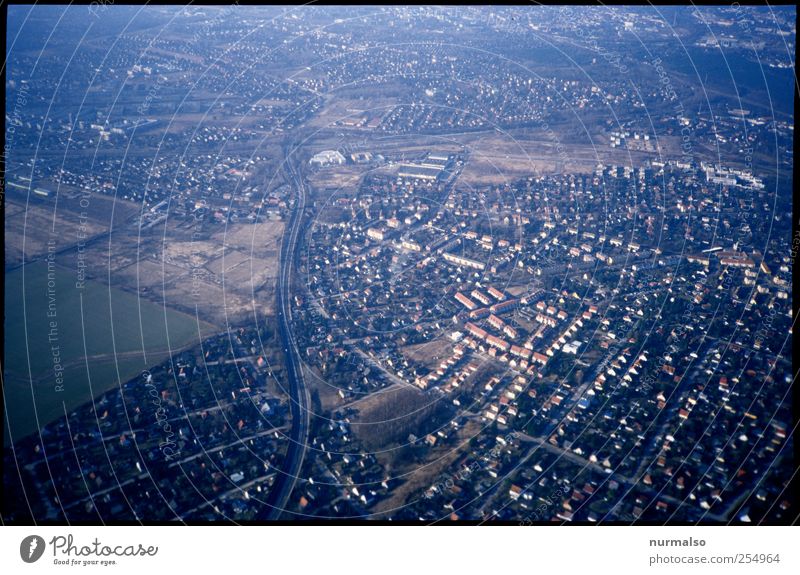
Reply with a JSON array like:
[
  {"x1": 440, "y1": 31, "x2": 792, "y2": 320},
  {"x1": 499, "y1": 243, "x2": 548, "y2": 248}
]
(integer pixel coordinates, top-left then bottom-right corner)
[{"x1": 310, "y1": 150, "x2": 346, "y2": 167}]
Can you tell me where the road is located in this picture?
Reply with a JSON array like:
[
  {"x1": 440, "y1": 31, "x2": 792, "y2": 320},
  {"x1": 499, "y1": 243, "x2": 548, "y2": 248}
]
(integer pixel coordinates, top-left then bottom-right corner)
[{"x1": 261, "y1": 149, "x2": 312, "y2": 520}]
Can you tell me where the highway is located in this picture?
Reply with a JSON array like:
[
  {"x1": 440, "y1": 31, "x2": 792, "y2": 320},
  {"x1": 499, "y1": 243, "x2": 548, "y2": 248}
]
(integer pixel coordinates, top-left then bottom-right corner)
[{"x1": 261, "y1": 151, "x2": 312, "y2": 520}]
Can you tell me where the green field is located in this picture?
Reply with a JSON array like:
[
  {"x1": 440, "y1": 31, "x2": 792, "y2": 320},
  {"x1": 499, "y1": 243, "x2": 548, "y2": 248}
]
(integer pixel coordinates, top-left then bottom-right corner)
[{"x1": 3, "y1": 261, "x2": 214, "y2": 446}]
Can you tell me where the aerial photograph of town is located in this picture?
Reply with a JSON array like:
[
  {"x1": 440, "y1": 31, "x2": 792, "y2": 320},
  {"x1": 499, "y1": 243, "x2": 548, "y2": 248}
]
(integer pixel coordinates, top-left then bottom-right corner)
[{"x1": 2, "y1": 3, "x2": 796, "y2": 538}]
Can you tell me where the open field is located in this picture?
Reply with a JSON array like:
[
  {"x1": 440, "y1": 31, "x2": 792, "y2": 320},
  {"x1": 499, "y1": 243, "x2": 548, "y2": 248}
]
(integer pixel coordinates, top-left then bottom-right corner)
[
  {"x1": 61, "y1": 218, "x2": 286, "y2": 327},
  {"x1": 6, "y1": 183, "x2": 143, "y2": 251},
  {"x1": 306, "y1": 165, "x2": 367, "y2": 191},
  {"x1": 4, "y1": 194, "x2": 116, "y2": 269},
  {"x1": 305, "y1": 93, "x2": 395, "y2": 130},
  {"x1": 371, "y1": 418, "x2": 484, "y2": 516},
  {"x1": 457, "y1": 132, "x2": 684, "y2": 183},
  {"x1": 400, "y1": 339, "x2": 456, "y2": 371},
  {"x1": 3, "y1": 262, "x2": 214, "y2": 445}
]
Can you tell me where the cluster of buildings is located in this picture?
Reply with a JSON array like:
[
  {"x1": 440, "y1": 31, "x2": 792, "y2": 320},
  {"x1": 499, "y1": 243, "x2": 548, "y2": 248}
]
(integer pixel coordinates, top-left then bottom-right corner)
[
  {"x1": 4, "y1": 329, "x2": 291, "y2": 522},
  {"x1": 290, "y1": 145, "x2": 793, "y2": 522},
  {"x1": 3, "y1": 4, "x2": 793, "y2": 524}
]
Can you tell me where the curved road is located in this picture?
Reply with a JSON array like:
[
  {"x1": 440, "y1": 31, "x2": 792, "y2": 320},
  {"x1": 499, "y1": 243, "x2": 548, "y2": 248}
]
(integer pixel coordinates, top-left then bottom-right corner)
[{"x1": 261, "y1": 152, "x2": 311, "y2": 520}]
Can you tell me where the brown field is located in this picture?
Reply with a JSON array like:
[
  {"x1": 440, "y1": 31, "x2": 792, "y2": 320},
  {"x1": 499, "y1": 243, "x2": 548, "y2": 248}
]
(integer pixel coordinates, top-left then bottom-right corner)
[
  {"x1": 303, "y1": 364, "x2": 344, "y2": 412},
  {"x1": 4, "y1": 180, "x2": 148, "y2": 269},
  {"x1": 349, "y1": 383, "x2": 450, "y2": 451},
  {"x1": 205, "y1": 249, "x2": 251, "y2": 275},
  {"x1": 33, "y1": 214, "x2": 287, "y2": 329},
  {"x1": 371, "y1": 418, "x2": 484, "y2": 515},
  {"x1": 212, "y1": 220, "x2": 284, "y2": 256},
  {"x1": 4, "y1": 193, "x2": 117, "y2": 269},
  {"x1": 113, "y1": 257, "x2": 186, "y2": 292},
  {"x1": 306, "y1": 95, "x2": 396, "y2": 130},
  {"x1": 458, "y1": 132, "x2": 675, "y2": 184},
  {"x1": 306, "y1": 165, "x2": 366, "y2": 191},
  {"x1": 400, "y1": 338, "x2": 455, "y2": 370},
  {"x1": 221, "y1": 254, "x2": 279, "y2": 291}
]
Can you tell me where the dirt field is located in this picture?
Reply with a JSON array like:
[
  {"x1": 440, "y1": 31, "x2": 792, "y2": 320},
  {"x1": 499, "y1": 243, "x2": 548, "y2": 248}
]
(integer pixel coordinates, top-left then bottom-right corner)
[
  {"x1": 400, "y1": 338, "x2": 456, "y2": 370},
  {"x1": 212, "y1": 220, "x2": 284, "y2": 257},
  {"x1": 25, "y1": 212, "x2": 288, "y2": 329},
  {"x1": 305, "y1": 94, "x2": 396, "y2": 130},
  {"x1": 370, "y1": 418, "x2": 484, "y2": 515},
  {"x1": 303, "y1": 364, "x2": 342, "y2": 413},
  {"x1": 348, "y1": 382, "x2": 454, "y2": 455},
  {"x1": 457, "y1": 132, "x2": 680, "y2": 184},
  {"x1": 4, "y1": 192, "x2": 126, "y2": 269},
  {"x1": 306, "y1": 165, "x2": 366, "y2": 191}
]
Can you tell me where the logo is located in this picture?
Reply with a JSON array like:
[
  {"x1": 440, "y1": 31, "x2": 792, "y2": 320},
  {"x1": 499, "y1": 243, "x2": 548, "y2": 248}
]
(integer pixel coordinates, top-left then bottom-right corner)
[{"x1": 20, "y1": 535, "x2": 46, "y2": 563}]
